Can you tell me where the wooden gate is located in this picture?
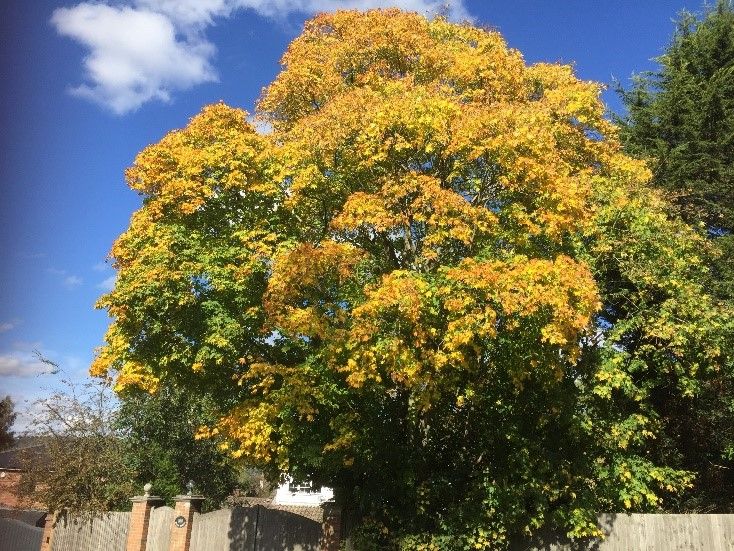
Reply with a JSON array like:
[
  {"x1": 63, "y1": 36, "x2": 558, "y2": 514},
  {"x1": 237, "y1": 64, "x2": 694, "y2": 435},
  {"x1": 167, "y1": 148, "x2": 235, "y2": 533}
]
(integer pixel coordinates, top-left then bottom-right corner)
[
  {"x1": 145, "y1": 505, "x2": 175, "y2": 551},
  {"x1": 188, "y1": 505, "x2": 321, "y2": 551}
]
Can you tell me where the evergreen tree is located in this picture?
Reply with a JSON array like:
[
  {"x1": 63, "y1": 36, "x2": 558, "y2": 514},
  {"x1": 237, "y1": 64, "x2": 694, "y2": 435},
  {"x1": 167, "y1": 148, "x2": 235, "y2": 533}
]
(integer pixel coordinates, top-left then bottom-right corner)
[
  {"x1": 617, "y1": 0, "x2": 734, "y2": 512},
  {"x1": 0, "y1": 396, "x2": 16, "y2": 451},
  {"x1": 617, "y1": 0, "x2": 734, "y2": 299}
]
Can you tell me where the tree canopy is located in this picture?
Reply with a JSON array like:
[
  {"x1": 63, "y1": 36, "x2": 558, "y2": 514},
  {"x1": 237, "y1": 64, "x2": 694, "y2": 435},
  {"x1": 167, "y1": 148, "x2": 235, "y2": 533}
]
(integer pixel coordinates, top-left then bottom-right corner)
[
  {"x1": 0, "y1": 395, "x2": 16, "y2": 451},
  {"x1": 617, "y1": 0, "x2": 734, "y2": 299},
  {"x1": 117, "y1": 383, "x2": 240, "y2": 511},
  {"x1": 93, "y1": 9, "x2": 733, "y2": 548},
  {"x1": 616, "y1": 0, "x2": 734, "y2": 512}
]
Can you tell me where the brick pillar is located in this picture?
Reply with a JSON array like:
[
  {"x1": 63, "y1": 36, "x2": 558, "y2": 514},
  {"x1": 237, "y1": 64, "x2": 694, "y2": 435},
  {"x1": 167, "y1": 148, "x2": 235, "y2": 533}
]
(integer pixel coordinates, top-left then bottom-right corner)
[
  {"x1": 40, "y1": 513, "x2": 56, "y2": 551},
  {"x1": 127, "y1": 484, "x2": 163, "y2": 551},
  {"x1": 167, "y1": 494, "x2": 204, "y2": 551},
  {"x1": 320, "y1": 503, "x2": 341, "y2": 551}
]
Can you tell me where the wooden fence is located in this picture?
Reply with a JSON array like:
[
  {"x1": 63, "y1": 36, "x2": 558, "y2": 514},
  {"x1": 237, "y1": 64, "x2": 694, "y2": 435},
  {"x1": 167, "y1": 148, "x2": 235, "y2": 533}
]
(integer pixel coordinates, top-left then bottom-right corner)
[
  {"x1": 145, "y1": 506, "x2": 174, "y2": 551},
  {"x1": 49, "y1": 511, "x2": 129, "y2": 551},
  {"x1": 189, "y1": 508, "x2": 250, "y2": 551},
  {"x1": 38, "y1": 503, "x2": 734, "y2": 550},
  {"x1": 41, "y1": 492, "x2": 331, "y2": 551},
  {"x1": 189, "y1": 505, "x2": 321, "y2": 551},
  {"x1": 509, "y1": 513, "x2": 734, "y2": 551}
]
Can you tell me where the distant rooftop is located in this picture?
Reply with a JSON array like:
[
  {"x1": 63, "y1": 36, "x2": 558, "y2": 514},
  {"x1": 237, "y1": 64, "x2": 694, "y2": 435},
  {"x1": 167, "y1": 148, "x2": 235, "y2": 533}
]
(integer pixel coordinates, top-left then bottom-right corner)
[
  {"x1": 0, "y1": 439, "x2": 50, "y2": 471},
  {"x1": 0, "y1": 507, "x2": 47, "y2": 527}
]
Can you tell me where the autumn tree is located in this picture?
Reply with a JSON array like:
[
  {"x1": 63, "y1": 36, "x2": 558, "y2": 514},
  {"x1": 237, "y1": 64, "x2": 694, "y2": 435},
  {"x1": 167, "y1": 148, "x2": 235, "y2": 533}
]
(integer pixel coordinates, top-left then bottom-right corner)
[
  {"x1": 93, "y1": 10, "x2": 733, "y2": 548},
  {"x1": 616, "y1": 0, "x2": 734, "y2": 511}
]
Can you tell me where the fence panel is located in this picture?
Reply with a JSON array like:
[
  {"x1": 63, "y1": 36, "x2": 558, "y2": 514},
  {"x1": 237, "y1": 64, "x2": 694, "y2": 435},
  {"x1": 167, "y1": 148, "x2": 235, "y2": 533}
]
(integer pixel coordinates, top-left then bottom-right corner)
[
  {"x1": 188, "y1": 505, "x2": 321, "y2": 551},
  {"x1": 145, "y1": 505, "x2": 175, "y2": 551},
  {"x1": 0, "y1": 517, "x2": 43, "y2": 551},
  {"x1": 709, "y1": 514, "x2": 734, "y2": 551},
  {"x1": 256, "y1": 506, "x2": 321, "y2": 551},
  {"x1": 189, "y1": 507, "x2": 259, "y2": 551},
  {"x1": 599, "y1": 514, "x2": 734, "y2": 550},
  {"x1": 49, "y1": 512, "x2": 129, "y2": 551},
  {"x1": 509, "y1": 513, "x2": 734, "y2": 551}
]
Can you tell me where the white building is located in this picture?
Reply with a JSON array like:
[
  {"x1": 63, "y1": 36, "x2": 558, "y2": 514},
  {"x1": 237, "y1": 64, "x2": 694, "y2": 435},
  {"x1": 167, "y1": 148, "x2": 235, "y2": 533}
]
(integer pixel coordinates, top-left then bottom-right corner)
[{"x1": 272, "y1": 477, "x2": 334, "y2": 506}]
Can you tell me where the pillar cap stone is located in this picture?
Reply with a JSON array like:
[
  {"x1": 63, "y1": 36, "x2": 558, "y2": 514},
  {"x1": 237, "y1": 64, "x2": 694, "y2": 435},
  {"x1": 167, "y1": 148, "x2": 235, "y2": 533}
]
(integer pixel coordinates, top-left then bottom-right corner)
[
  {"x1": 173, "y1": 494, "x2": 205, "y2": 503},
  {"x1": 131, "y1": 495, "x2": 163, "y2": 503}
]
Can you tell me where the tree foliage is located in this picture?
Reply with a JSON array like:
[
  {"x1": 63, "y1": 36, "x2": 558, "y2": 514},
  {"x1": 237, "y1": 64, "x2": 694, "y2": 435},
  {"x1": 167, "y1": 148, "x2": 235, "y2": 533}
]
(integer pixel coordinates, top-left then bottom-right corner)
[
  {"x1": 0, "y1": 395, "x2": 16, "y2": 451},
  {"x1": 94, "y1": 9, "x2": 733, "y2": 548},
  {"x1": 617, "y1": 0, "x2": 734, "y2": 299},
  {"x1": 18, "y1": 378, "x2": 136, "y2": 517},
  {"x1": 117, "y1": 383, "x2": 240, "y2": 511},
  {"x1": 17, "y1": 374, "x2": 239, "y2": 516},
  {"x1": 616, "y1": 0, "x2": 734, "y2": 512}
]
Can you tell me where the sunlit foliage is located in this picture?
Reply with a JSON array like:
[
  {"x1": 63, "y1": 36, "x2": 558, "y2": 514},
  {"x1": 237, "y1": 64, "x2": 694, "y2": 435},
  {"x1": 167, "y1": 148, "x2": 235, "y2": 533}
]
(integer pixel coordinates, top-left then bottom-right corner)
[{"x1": 94, "y1": 10, "x2": 733, "y2": 548}]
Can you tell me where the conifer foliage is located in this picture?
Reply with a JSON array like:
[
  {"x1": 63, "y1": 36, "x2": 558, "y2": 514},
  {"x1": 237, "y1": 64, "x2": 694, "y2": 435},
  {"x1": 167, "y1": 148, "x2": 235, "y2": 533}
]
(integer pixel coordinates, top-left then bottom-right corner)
[
  {"x1": 0, "y1": 396, "x2": 16, "y2": 451},
  {"x1": 617, "y1": 0, "x2": 734, "y2": 298},
  {"x1": 617, "y1": 0, "x2": 734, "y2": 512}
]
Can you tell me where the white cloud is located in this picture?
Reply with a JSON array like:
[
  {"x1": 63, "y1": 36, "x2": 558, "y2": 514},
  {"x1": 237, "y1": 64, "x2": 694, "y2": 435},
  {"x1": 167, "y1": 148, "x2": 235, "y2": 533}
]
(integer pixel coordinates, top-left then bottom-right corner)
[
  {"x1": 53, "y1": 0, "x2": 471, "y2": 114},
  {"x1": 47, "y1": 268, "x2": 84, "y2": 289},
  {"x1": 97, "y1": 275, "x2": 117, "y2": 292},
  {"x1": 0, "y1": 353, "x2": 57, "y2": 378},
  {"x1": 0, "y1": 321, "x2": 17, "y2": 333},
  {"x1": 135, "y1": 0, "x2": 233, "y2": 28},
  {"x1": 63, "y1": 275, "x2": 84, "y2": 289},
  {"x1": 139, "y1": 0, "x2": 471, "y2": 22},
  {"x1": 52, "y1": 3, "x2": 218, "y2": 115}
]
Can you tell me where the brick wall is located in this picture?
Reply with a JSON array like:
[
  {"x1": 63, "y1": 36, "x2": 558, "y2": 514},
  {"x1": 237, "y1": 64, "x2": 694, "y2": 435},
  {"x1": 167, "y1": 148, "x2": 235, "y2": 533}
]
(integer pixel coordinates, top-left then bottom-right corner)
[
  {"x1": 0, "y1": 471, "x2": 23, "y2": 508},
  {"x1": 168, "y1": 496, "x2": 203, "y2": 551},
  {"x1": 127, "y1": 494, "x2": 162, "y2": 551}
]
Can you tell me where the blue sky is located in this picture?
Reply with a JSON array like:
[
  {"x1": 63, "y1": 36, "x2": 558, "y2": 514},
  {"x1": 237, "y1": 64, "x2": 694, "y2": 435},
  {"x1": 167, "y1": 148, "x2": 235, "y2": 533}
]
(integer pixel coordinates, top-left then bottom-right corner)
[{"x1": 0, "y1": 0, "x2": 707, "y2": 428}]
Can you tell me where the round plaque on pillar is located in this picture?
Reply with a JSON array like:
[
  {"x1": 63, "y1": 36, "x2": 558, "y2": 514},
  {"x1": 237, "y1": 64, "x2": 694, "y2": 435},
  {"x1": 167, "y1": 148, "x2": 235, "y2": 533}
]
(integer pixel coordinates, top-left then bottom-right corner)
[{"x1": 174, "y1": 516, "x2": 187, "y2": 528}]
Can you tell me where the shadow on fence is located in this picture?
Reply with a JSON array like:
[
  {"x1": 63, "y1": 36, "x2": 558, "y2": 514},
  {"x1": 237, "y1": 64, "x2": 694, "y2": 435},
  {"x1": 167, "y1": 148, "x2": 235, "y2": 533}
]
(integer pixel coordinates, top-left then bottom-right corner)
[
  {"x1": 225, "y1": 506, "x2": 257, "y2": 551},
  {"x1": 187, "y1": 504, "x2": 322, "y2": 551},
  {"x1": 510, "y1": 514, "x2": 618, "y2": 551},
  {"x1": 254, "y1": 507, "x2": 320, "y2": 551}
]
